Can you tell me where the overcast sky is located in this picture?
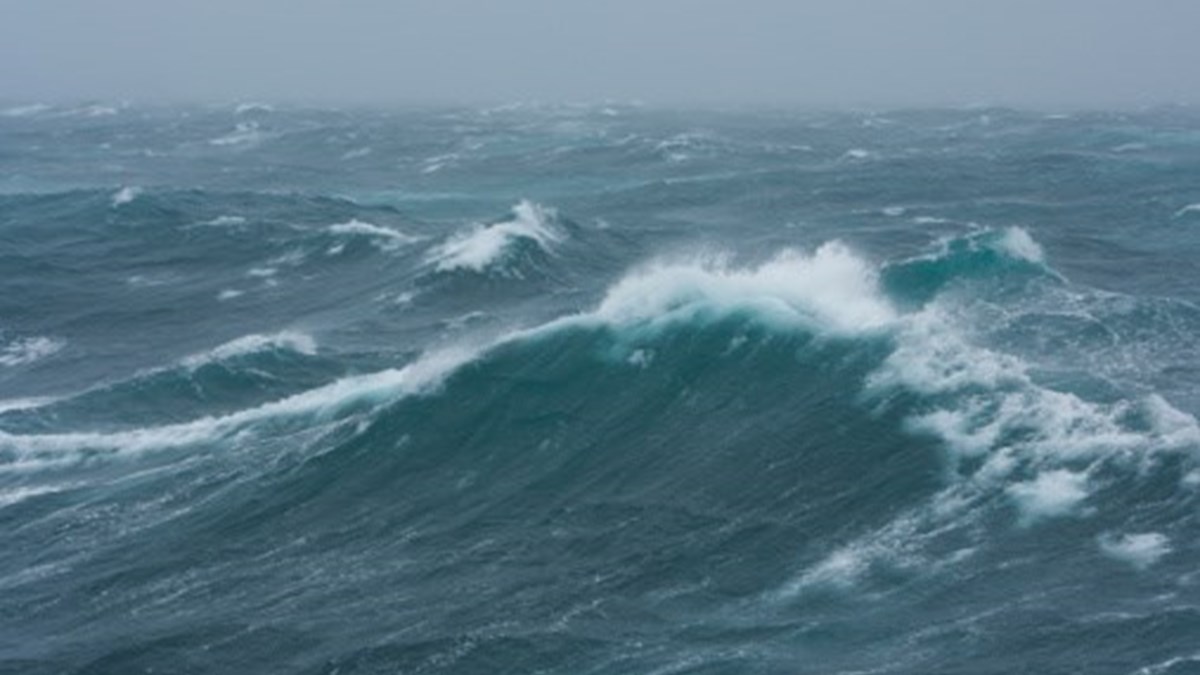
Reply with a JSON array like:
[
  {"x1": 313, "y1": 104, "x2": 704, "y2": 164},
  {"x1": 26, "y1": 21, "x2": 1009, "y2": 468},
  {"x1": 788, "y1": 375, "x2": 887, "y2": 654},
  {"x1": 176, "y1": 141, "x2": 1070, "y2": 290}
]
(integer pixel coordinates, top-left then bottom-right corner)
[{"x1": 2, "y1": 0, "x2": 1198, "y2": 108}]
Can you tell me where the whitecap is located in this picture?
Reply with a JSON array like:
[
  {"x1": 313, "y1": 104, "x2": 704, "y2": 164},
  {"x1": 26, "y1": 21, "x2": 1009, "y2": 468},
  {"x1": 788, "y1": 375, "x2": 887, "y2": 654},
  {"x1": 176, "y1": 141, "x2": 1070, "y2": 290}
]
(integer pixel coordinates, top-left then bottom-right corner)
[
  {"x1": 327, "y1": 219, "x2": 419, "y2": 251},
  {"x1": 199, "y1": 215, "x2": 247, "y2": 227},
  {"x1": 210, "y1": 122, "x2": 262, "y2": 147},
  {"x1": 871, "y1": 300, "x2": 1199, "y2": 483},
  {"x1": 179, "y1": 331, "x2": 316, "y2": 370},
  {"x1": 1006, "y1": 469, "x2": 1090, "y2": 524},
  {"x1": 1174, "y1": 204, "x2": 1200, "y2": 218},
  {"x1": 126, "y1": 274, "x2": 167, "y2": 287},
  {"x1": 421, "y1": 153, "x2": 458, "y2": 173},
  {"x1": 111, "y1": 186, "x2": 142, "y2": 207},
  {"x1": 234, "y1": 102, "x2": 274, "y2": 115},
  {"x1": 995, "y1": 226, "x2": 1045, "y2": 263},
  {"x1": 0, "y1": 337, "x2": 64, "y2": 367},
  {"x1": 341, "y1": 147, "x2": 372, "y2": 161},
  {"x1": 81, "y1": 105, "x2": 118, "y2": 117},
  {"x1": 1098, "y1": 532, "x2": 1171, "y2": 570},
  {"x1": 429, "y1": 200, "x2": 562, "y2": 274},
  {"x1": 584, "y1": 242, "x2": 895, "y2": 336}
]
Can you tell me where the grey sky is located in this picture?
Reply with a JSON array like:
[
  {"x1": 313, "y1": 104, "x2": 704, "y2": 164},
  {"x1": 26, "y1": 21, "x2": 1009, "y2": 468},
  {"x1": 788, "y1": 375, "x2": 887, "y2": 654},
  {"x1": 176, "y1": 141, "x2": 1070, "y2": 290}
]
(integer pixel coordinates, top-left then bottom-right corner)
[{"x1": 2, "y1": 0, "x2": 1198, "y2": 107}]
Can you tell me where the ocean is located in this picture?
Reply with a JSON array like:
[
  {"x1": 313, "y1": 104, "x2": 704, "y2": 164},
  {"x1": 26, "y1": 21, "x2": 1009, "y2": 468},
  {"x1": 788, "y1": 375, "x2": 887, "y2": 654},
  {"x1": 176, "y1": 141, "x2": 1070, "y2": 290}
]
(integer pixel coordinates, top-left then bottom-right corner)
[{"x1": 2, "y1": 102, "x2": 1199, "y2": 674}]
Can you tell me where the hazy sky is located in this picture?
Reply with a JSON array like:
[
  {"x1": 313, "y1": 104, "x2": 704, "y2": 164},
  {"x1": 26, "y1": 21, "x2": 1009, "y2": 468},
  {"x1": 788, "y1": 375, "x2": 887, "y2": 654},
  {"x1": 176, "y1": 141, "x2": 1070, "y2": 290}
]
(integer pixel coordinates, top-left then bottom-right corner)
[{"x1": 2, "y1": 0, "x2": 1199, "y2": 108}]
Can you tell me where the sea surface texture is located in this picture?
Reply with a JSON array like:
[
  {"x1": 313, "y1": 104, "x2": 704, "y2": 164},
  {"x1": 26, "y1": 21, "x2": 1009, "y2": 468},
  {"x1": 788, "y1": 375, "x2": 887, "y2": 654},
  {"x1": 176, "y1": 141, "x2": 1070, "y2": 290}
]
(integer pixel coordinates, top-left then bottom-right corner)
[{"x1": 2, "y1": 103, "x2": 1200, "y2": 674}]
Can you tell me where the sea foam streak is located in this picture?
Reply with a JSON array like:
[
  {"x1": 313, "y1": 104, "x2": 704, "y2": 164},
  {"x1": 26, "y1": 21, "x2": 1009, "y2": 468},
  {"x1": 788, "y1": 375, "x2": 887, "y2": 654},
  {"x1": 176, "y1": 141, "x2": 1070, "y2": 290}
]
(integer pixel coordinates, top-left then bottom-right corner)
[
  {"x1": 327, "y1": 219, "x2": 420, "y2": 251},
  {"x1": 0, "y1": 397, "x2": 57, "y2": 414},
  {"x1": 0, "y1": 349, "x2": 473, "y2": 462}
]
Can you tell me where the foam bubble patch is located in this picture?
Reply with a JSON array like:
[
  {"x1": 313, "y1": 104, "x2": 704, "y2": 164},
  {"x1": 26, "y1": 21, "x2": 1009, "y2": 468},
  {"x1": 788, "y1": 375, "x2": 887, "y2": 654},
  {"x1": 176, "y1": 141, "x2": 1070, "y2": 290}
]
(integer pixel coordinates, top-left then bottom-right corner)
[{"x1": 1098, "y1": 532, "x2": 1171, "y2": 570}]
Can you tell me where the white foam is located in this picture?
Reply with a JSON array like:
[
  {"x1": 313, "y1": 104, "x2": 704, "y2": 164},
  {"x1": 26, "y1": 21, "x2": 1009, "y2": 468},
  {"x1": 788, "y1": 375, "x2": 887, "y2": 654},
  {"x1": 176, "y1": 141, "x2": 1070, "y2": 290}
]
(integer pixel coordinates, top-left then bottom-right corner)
[
  {"x1": 996, "y1": 226, "x2": 1045, "y2": 263},
  {"x1": 374, "y1": 290, "x2": 418, "y2": 306},
  {"x1": 0, "y1": 484, "x2": 66, "y2": 509},
  {"x1": 1, "y1": 103, "x2": 50, "y2": 118},
  {"x1": 126, "y1": 274, "x2": 177, "y2": 288},
  {"x1": 779, "y1": 501, "x2": 964, "y2": 597},
  {"x1": 587, "y1": 243, "x2": 895, "y2": 336},
  {"x1": 341, "y1": 147, "x2": 372, "y2": 160},
  {"x1": 627, "y1": 349, "x2": 653, "y2": 368},
  {"x1": 234, "y1": 102, "x2": 274, "y2": 115},
  {"x1": 81, "y1": 105, "x2": 118, "y2": 117},
  {"x1": 200, "y1": 215, "x2": 247, "y2": 227},
  {"x1": 842, "y1": 148, "x2": 873, "y2": 160},
  {"x1": 0, "y1": 337, "x2": 64, "y2": 367},
  {"x1": 421, "y1": 153, "x2": 458, "y2": 173},
  {"x1": 882, "y1": 206, "x2": 906, "y2": 217},
  {"x1": 327, "y1": 219, "x2": 419, "y2": 251},
  {"x1": 0, "y1": 348, "x2": 473, "y2": 460},
  {"x1": 0, "y1": 397, "x2": 56, "y2": 414},
  {"x1": 430, "y1": 201, "x2": 562, "y2": 274},
  {"x1": 857, "y1": 224, "x2": 1200, "y2": 530},
  {"x1": 210, "y1": 122, "x2": 262, "y2": 147},
  {"x1": 1006, "y1": 469, "x2": 1090, "y2": 523},
  {"x1": 872, "y1": 297, "x2": 1200, "y2": 494},
  {"x1": 869, "y1": 308, "x2": 1027, "y2": 396},
  {"x1": 217, "y1": 289, "x2": 244, "y2": 301},
  {"x1": 1098, "y1": 532, "x2": 1171, "y2": 570},
  {"x1": 654, "y1": 133, "x2": 705, "y2": 154},
  {"x1": 912, "y1": 226, "x2": 1044, "y2": 266},
  {"x1": 1175, "y1": 204, "x2": 1200, "y2": 218},
  {"x1": 1135, "y1": 654, "x2": 1200, "y2": 675},
  {"x1": 1112, "y1": 142, "x2": 1148, "y2": 153},
  {"x1": 111, "y1": 186, "x2": 141, "y2": 207},
  {"x1": 792, "y1": 547, "x2": 868, "y2": 590},
  {"x1": 180, "y1": 331, "x2": 316, "y2": 370}
]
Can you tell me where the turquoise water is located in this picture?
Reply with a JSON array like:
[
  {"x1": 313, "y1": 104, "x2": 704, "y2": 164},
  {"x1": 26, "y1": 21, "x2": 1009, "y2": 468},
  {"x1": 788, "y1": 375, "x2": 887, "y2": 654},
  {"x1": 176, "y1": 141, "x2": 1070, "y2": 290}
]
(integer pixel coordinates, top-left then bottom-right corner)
[{"x1": 2, "y1": 102, "x2": 1200, "y2": 674}]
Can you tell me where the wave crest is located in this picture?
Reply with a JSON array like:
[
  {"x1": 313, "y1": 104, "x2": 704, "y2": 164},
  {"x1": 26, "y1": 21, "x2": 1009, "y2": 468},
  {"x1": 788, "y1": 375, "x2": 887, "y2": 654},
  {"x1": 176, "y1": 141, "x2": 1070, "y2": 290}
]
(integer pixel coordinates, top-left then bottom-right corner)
[
  {"x1": 429, "y1": 201, "x2": 563, "y2": 274},
  {"x1": 587, "y1": 242, "x2": 895, "y2": 335}
]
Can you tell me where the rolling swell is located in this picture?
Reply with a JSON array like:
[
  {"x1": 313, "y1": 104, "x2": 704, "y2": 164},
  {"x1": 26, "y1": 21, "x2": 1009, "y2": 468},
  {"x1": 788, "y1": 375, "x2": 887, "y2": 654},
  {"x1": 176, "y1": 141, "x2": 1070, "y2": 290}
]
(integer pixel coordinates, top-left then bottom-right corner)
[
  {"x1": 4, "y1": 106, "x2": 1200, "y2": 674},
  {"x1": 5, "y1": 229, "x2": 1199, "y2": 672}
]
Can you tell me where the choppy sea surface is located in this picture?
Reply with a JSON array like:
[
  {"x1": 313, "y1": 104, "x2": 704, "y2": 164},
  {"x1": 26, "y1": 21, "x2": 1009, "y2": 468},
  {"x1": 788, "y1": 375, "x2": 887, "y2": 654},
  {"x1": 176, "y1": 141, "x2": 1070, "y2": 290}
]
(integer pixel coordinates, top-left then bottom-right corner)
[{"x1": 3, "y1": 102, "x2": 1200, "y2": 674}]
